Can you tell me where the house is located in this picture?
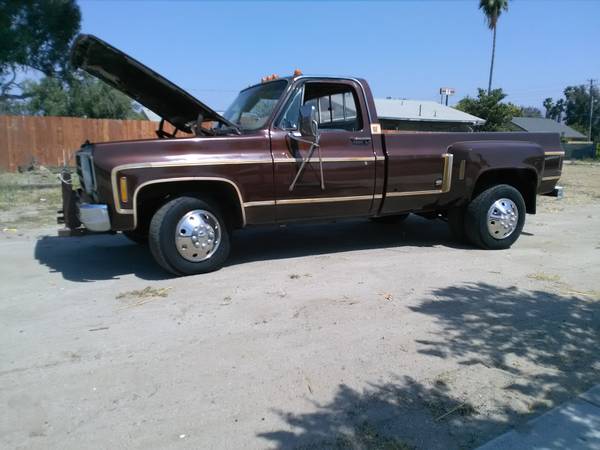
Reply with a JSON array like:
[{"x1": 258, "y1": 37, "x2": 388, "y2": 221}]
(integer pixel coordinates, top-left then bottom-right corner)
[
  {"x1": 374, "y1": 98, "x2": 485, "y2": 132},
  {"x1": 510, "y1": 117, "x2": 594, "y2": 159},
  {"x1": 510, "y1": 117, "x2": 587, "y2": 141}
]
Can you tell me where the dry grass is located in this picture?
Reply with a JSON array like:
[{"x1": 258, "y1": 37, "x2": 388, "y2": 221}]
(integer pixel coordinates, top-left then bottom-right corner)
[
  {"x1": 556, "y1": 288, "x2": 600, "y2": 299},
  {"x1": 116, "y1": 286, "x2": 171, "y2": 300},
  {"x1": 527, "y1": 272, "x2": 600, "y2": 300},
  {"x1": 116, "y1": 286, "x2": 172, "y2": 309},
  {"x1": 538, "y1": 162, "x2": 600, "y2": 211},
  {"x1": 0, "y1": 168, "x2": 69, "y2": 229},
  {"x1": 527, "y1": 272, "x2": 561, "y2": 283}
]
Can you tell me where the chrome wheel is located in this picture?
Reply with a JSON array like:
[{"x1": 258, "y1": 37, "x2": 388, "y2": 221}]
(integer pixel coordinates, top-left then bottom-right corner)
[
  {"x1": 175, "y1": 209, "x2": 221, "y2": 262},
  {"x1": 487, "y1": 198, "x2": 519, "y2": 240}
]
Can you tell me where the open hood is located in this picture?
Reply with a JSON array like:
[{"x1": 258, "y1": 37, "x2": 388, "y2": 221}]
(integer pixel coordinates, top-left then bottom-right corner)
[{"x1": 71, "y1": 34, "x2": 234, "y2": 133}]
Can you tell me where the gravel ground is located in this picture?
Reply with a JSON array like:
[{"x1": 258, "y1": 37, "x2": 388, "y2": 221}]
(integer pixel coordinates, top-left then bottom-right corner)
[{"x1": 1, "y1": 163, "x2": 599, "y2": 449}]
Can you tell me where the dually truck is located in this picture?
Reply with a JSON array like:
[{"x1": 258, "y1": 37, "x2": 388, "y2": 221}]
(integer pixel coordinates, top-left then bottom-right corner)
[{"x1": 59, "y1": 35, "x2": 564, "y2": 276}]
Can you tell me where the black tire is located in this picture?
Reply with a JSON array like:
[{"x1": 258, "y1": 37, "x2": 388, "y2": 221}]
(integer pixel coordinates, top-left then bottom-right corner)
[
  {"x1": 464, "y1": 184, "x2": 526, "y2": 250},
  {"x1": 148, "y1": 196, "x2": 230, "y2": 276},
  {"x1": 122, "y1": 230, "x2": 147, "y2": 244},
  {"x1": 447, "y1": 207, "x2": 467, "y2": 243},
  {"x1": 370, "y1": 213, "x2": 409, "y2": 224}
]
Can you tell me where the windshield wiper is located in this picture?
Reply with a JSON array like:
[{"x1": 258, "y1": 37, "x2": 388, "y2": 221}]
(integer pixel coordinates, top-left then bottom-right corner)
[
  {"x1": 191, "y1": 113, "x2": 241, "y2": 136},
  {"x1": 214, "y1": 123, "x2": 241, "y2": 135},
  {"x1": 214, "y1": 113, "x2": 241, "y2": 134}
]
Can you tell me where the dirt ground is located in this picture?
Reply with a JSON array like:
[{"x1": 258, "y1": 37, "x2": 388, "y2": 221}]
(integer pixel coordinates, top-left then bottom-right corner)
[{"x1": 1, "y1": 163, "x2": 599, "y2": 449}]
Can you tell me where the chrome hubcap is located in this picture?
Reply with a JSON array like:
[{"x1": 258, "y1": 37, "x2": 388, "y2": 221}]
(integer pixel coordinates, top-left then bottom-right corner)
[
  {"x1": 487, "y1": 198, "x2": 519, "y2": 240},
  {"x1": 175, "y1": 210, "x2": 221, "y2": 262}
]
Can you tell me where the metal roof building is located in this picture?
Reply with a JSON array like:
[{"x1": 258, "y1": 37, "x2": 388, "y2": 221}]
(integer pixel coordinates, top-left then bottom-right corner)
[
  {"x1": 510, "y1": 117, "x2": 587, "y2": 140},
  {"x1": 375, "y1": 99, "x2": 485, "y2": 124}
]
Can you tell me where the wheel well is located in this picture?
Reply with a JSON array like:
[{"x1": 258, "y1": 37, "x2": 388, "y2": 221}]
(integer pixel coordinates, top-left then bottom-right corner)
[
  {"x1": 472, "y1": 169, "x2": 538, "y2": 214},
  {"x1": 135, "y1": 180, "x2": 244, "y2": 232}
]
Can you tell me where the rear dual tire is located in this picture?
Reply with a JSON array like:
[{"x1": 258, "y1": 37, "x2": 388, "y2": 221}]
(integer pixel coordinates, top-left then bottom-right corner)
[{"x1": 449, "y1": 184, "x2": 526, "y2": 250}]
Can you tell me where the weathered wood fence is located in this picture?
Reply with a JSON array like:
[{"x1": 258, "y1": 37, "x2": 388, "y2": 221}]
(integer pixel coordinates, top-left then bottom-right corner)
[{"x1": 0, "y1": 115, "x2": 185, "y2": 172}]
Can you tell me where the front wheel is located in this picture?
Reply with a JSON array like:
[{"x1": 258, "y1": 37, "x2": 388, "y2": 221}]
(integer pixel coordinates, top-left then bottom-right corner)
[
  {"x1": 464, "y1": 184, "x2": 526, "y2": 250},
  {"x1": 149, "y1": 196, "x2": 230, "y2": 276}
]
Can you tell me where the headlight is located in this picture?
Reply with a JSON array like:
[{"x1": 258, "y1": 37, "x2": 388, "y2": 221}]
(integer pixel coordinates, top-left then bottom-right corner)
[{"x1": 76, "y1": 146, "x2": 97, "y2": 196}]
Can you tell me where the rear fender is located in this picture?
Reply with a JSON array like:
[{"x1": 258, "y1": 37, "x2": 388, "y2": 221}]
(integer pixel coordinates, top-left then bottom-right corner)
[{"x1": 449, "y1": 141, "x2": 544, "y2": 214}]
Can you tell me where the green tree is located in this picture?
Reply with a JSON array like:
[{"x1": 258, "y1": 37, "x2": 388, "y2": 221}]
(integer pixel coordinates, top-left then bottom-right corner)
[
  {"x1": 543, "y1": 98, "x2": 565, "y2": 122},
  {"x1": 0, "y1": 0, "x2": 81, "y2": 99},
  {"x1": 563, "y1": 84, "x2": 599, "y2": 141},
  {"x1": 519, "y1": 106, "x2": 542, "y2": 118},
  {"x1": 455, "y1": 88, "x2": 521, "y2": 131},
  {"x1": 479, "y1": 0, "x2": 509, "y2": 94},
  {"x1": 543, "y1": 85, "x2": 599, "y2": 141},
  {"x1": 15, "y1": 73, "x2": 145, "y2": 120}
]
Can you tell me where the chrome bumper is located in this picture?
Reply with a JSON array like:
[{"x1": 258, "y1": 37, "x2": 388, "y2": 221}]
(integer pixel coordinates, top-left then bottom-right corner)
[
  {"x1": 58, "y1": 168, "x2": 112, "y2": 236},
  {"x1": 78, "y1": 203, "x2": 111, "y2": 232}
]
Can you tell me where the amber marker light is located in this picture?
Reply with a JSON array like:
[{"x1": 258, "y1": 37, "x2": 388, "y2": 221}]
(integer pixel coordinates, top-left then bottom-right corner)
[
  {"x1": 261, "y1": 74, "x2": 279, "y2": 83},
  {"x1": 119, "y1": 176, "x2": 129, "y2": 203}
]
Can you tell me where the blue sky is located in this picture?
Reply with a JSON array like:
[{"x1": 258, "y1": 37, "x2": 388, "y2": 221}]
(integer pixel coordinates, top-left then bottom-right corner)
[{"x1": 79, "y1": 0, "x2": 600, "y2": 111}]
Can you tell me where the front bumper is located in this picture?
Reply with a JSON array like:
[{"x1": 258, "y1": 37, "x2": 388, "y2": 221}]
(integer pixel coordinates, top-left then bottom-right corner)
[
  {"x1": 78, "y1": 203, "x2": 111, "y2": 232},
  {"x1": 57, "y1": 169, "x2": 111, "y2": 234}
]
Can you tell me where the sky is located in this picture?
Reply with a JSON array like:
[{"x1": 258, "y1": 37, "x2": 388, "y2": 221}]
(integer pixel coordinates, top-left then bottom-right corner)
[{"x1": 79, "y1": 0, "x2": 600, "y2": 112}]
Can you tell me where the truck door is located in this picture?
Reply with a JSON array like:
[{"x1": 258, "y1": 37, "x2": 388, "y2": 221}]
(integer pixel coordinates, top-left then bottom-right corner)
[{"x1": 270, "y1": 80, "x2": 376, "y2": 222}]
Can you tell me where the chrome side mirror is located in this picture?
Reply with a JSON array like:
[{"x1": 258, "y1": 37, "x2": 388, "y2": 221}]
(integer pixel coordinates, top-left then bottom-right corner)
[{"x1": 299, "y1": 104, "x2": 318, "y2": 140}]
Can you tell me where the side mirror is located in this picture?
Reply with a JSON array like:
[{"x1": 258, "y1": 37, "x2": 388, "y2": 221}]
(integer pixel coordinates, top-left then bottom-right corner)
[{"x1": 299, "y1": 104, "x2": 318, "y2": 140}]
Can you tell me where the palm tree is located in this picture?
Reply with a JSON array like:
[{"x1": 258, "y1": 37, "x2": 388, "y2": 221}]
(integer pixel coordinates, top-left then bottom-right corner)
[{"x1": 480, "y1": 0, "x2": 509, "y2": 94}]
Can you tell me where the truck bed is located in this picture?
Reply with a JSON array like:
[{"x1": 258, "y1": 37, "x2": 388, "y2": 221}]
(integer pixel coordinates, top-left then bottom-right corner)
[{"x1": 377, "y1": 131, "x2": 563, "y2": 214}]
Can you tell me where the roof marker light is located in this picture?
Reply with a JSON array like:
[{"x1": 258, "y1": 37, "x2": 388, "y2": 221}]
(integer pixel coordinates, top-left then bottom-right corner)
[{"x1": 261, "y1": 74, "x2": 279, "y2": 83}]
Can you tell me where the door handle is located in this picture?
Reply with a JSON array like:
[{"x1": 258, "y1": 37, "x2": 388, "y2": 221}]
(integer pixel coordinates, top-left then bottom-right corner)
[{"x1": 350, "y1": 137, "x2": 371, "y2": 145}]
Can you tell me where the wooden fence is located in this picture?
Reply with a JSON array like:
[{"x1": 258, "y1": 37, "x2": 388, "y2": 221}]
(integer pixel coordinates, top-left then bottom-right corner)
[{"x1": 0, "y1": 115, "x2": 187, "y2": 172}]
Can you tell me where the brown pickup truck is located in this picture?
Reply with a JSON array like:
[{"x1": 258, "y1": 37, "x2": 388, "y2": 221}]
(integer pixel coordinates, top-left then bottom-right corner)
[{"x1": 60, "y1": 35, "x2": 564, "y2": 276}]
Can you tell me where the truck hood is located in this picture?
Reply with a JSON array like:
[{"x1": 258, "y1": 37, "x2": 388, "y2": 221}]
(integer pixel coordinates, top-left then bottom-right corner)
[{"x1": 70, "y1": 34, "x2": 233, "y2": 133}]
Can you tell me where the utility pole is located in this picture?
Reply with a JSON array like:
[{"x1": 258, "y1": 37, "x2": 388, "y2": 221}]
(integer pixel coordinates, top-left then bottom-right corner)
[{"x1": 588, "y1": 79, "x2": 596, "y2": 142}]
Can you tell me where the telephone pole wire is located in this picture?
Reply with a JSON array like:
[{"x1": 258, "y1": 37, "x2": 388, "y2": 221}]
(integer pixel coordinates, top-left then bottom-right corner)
[{"x1": 588, "y1": 79, "x2": 597, "y2": 141}]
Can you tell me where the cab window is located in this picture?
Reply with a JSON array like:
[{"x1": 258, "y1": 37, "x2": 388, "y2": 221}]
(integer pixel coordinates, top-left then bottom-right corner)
[
  {"x1": 277, "y1": 82, "x2": 362, "y2": 132},
  {"x1": 304, "y1": 83, "x2": 362, "y2": 131}
]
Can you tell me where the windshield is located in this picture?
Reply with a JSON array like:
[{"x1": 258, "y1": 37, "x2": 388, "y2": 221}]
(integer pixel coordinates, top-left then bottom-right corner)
[{"x1": 222, "y1": 80, "x2": 288, "y2": 130}]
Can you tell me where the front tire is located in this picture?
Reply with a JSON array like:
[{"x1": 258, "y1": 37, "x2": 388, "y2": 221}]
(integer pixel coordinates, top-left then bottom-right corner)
[
  {"x1": 149, "y1": 196, "x2": 230, "y2": 276},
  {"x1": 464, "y1": 184, "x2": 526, "y2": 249}
]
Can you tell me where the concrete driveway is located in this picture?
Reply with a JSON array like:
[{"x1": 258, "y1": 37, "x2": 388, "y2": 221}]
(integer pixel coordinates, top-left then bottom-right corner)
[{"x1": 1, "y1": 181, "x2": 599, "y2": 449}]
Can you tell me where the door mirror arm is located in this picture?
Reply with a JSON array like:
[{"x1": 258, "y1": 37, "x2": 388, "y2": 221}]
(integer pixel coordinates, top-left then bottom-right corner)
[{"x1": 287, "y1": 104, "x2": 324, "y2": 192}]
